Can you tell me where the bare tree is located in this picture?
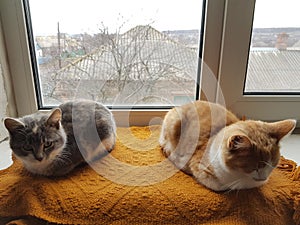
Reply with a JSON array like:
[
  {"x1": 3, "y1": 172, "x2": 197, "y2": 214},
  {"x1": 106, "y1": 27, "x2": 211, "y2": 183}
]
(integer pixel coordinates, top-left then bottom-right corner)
[{"x1": 38, "y1": 24, "x2": 197, "y2": 106}]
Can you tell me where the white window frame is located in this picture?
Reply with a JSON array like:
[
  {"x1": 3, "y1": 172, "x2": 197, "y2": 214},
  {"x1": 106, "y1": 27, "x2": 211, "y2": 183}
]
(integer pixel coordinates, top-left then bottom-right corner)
[
  {"x1": 1, "y1": 0, "x2": 299, "y2": 128},
  {"x1": 0, "y1": 0, "x2": 37, "y2": 116},
  {"x1": 215, "y1": 0, "x2": 300, "y2": 125}
]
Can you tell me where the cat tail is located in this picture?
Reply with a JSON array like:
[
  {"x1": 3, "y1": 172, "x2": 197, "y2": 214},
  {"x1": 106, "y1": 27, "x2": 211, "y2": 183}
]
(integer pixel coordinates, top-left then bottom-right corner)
[
  {"x1": 159, "y1": 109, "x2": 182, "y2": 157},
  {"x1": 165, "y1": 106, "x2": 201, "y2": 171}
]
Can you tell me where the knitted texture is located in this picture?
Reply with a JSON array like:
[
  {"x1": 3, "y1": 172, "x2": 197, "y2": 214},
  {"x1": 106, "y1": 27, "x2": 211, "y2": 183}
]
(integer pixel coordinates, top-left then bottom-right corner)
[{"x1": 0, "y1": 126, "x2": 300, "y2": 225}]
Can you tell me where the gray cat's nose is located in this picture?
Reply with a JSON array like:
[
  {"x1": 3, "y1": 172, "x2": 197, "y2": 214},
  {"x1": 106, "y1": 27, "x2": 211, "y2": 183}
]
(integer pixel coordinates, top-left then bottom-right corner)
[
  {"x1": 34, "y1": 151, "x2": 44, "y2": 161},
  {"x1": 36, "y1": 156, "x2": 43, "y2": 161},
  {"x1": 34, "y1": 146, "x2": 44, "y2": 161}
]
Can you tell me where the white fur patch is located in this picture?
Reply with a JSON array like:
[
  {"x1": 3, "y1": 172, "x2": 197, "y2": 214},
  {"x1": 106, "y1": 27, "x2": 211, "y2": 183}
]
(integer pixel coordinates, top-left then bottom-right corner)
[
  {"x1": 198, "y1": 134, "x2": 271, "y2": 191},
  {"x1": 19, "y1": 145, "x2": 65, "y2": 175},
  {"x1": 32, "y1": 125, "x2": 38, "y2": 134}
]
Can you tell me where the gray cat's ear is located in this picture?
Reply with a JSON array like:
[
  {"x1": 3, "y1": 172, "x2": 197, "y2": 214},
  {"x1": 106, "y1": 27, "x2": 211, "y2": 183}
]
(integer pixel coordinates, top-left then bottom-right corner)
[
  {"x1": 46, "y1": 108, "x2": 62, "y2": 129},
  {"x1": 227, "y1": 134, "x2": 252, "y2": 152},
  {"x1": 269, "y1": 119, "x2": 296, "y2": 141},
  {"x1": 4, "y1": 118, "x2": 25, "y2": 133}
]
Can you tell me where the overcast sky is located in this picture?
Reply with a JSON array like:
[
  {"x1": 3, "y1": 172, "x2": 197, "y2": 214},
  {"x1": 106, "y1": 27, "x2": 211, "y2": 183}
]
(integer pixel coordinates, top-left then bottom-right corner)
[
  {"x1": 254, "y1": 0, "x2": 300, "y2": 28},
  {"x1": 29, "y1": 0, "x2": 300, "y2": 35},
  {"x1": 29, "y1": 0, "x2": 202, "y2": 35}
]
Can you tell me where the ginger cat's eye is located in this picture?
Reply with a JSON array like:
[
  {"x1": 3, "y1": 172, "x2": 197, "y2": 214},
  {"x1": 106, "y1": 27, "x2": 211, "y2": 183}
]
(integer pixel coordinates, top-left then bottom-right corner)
[{"x1": 160, "y1": 100, "x2": 295, "y2": 191}]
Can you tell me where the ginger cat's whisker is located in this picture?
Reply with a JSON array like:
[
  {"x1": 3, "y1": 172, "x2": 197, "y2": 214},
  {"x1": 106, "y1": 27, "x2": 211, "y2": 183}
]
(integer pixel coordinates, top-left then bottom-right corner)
[{"x1": 160, "y1": 100, "x2": 296, "y2": 191}]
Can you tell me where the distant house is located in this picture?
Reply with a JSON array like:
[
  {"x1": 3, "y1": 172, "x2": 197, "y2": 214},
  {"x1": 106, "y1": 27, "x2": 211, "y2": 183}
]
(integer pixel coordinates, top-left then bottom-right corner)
[
  {"x1": 44, "y1": 26, "x2": 300, "y2": 105},
  {"x1": 292, "y1": 40, "x2": 300, "y2": 50},
  {"x1": 35, "y1": 43, "x2": 43, "y2": 57},
  {"x1": 246, "y1": 48, "x2": 300, "y2": 93},
  {"x1": 247, "y1": 30, "x2": 300, "y2": 93},
  {"x1": 35, "y1": 34, "x2": 81, "y2": 57},
  {"x1": 55, "y1": 26, "x2": 197, "y2": 80},
  {"x1": 48, "y1": 25, "x2": 198, "y2": 105}
]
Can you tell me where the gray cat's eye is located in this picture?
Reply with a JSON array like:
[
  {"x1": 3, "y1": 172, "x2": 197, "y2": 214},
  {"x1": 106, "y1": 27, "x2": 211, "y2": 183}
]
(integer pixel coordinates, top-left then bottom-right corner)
[
  {"x1": 23, "y1": 145, "x2": 33, "y2": 152},
  {"x1": 44, "y1": 141, "x2": 53, "y2": 149},
  {"x1": 4, "y1": 100, "x2": 116, "y2": 176}
]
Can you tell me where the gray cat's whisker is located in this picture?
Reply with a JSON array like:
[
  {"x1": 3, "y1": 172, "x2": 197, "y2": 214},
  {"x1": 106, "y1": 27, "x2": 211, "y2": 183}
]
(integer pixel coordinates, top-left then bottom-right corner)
[{"x1": 4, "y1": 100, "x2": 116, "y2": 177}]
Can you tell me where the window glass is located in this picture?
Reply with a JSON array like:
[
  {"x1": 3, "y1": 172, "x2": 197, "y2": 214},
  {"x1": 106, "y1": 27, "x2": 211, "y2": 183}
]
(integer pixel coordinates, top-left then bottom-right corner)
[
  {"x1": 244, "y1": 0, "x2": 300, "y2": 94},
  {"x1": 26, "y1": 0, "x2": 203, "y2": 107}
]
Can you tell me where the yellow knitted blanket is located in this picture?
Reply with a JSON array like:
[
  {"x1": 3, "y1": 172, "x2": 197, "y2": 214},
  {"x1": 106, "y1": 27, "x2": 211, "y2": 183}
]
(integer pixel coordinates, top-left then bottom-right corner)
[{"x1": 1, "y1": 126, "x2": 300, "y2": 225}]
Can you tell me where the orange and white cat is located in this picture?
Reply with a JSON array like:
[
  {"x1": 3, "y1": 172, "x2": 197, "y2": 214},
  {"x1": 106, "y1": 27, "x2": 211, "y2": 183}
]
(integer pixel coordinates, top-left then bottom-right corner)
[{"x1": 159, "y1": 100, "x2": 296, "y2": 191}]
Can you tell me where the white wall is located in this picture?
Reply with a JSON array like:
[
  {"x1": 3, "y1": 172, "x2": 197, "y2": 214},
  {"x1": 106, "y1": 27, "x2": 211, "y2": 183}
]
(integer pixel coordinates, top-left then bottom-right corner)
[
  {"x1": 0, "y1": 62, "x2": 12, "y2": 170},
  {"x1": 0, "y1": 14, "x2": 17, "y2": 141},
  {"x1": 0, "y1": 13, "x2": 13, "y2": 170},
  {"x1": 0, "y1": 63, "x2": 8, "y2": 140},
  {"x1": 0, "y1": 14, "x2": 8, "y2": 140}
]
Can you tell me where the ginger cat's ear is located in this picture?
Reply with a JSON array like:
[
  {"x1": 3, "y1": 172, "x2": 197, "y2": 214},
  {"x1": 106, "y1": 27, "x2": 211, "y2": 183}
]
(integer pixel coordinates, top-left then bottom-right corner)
[
  {"x1": 4, "y1": 118, "x2": 25, "y2": 133},
  {"x1": 269, "y1": 119, "x2": 296, "y2": 141},
  {"x1": 46, "y1": 108, "x2": 62, "y2": 129},
  {"x1": 227, "y1": 134, "x2": 252, "y2": 153}
]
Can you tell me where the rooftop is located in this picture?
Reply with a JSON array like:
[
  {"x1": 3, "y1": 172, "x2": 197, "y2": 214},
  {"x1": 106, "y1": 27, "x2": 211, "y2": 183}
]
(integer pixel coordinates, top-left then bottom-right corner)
[{"x1": 246, "y1": 49, "x2": 300, "y2": 93}]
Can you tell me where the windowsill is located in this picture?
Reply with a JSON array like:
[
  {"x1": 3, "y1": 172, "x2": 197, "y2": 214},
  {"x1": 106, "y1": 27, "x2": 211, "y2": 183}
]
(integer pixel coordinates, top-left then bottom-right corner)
[
  {"x1": 0, "y1": 140, "x2": 12, "y2": 170},
  {"x1": 0, "y1": 134, "x2": 299, "y2": 171},
  {"x1": 280, "y1": 134, "x2": 300, "y2": 165}
]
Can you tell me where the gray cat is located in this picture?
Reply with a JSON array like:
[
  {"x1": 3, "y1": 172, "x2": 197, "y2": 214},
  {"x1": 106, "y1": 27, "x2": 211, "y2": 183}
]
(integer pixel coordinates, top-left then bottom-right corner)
[{"x1": 4, "y1": 100, "x2": 116, "y2": 176}]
